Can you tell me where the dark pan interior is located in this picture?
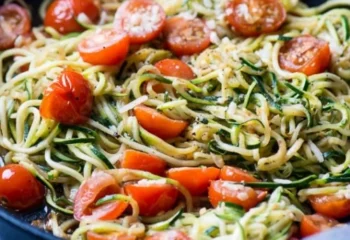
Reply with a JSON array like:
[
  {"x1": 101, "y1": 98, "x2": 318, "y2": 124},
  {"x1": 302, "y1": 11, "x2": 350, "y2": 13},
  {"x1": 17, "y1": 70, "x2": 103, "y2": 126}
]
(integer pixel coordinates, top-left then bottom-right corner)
[{"x1": 1, "y1": 0, "x2": 349, "y2": 240}]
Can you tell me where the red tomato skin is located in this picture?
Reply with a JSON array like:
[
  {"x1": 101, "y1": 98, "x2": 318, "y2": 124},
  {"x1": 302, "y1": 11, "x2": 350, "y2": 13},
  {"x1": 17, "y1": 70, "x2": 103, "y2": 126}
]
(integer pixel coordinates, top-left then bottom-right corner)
[
  {"x1": 300, "y1": 214, "x2": 339, "y2": 238},
  {"x1": 167, "y1": 167, "x2": 220, "y2": 196},
  {"x1": 208, "y1": 180, "x2": 264, "y2": 211},
  {"x1": 134, "y1": 105, "x2": 188, "y2": 139},
  {"x1": 124, "y1": 183, "x2": 178, "y2": 216},
  {"x1": 0, "y1": 4, "x2": 31, "y2": 50},
  {"x1": 78, "y1": 29, "x2": 130, "y2": 66},
  {"x1": 279, "y1": 35, "x2": 331, "y2": 76},
  {"x1": 74, "y1": 171, "x2": 127, "y2": 221},
  {"x1": 40, "y1": 69, "x2": 93, "y2": 125},
  {"x1": 121, "y1": 150, "x2": 167, "y2": 176},
  {"x1": 115, "y1": 0, "x2": 166, "y2": 44},
  {"x1": 70, "y1": 0, "x2": 100, "y2": 23},
  {"x1": 0, "y1": 164, "x2": 45, "y2": 211},
  {"x1": 145, "y1": 230, "x2": 191, "y2": 240},
  {"x1": 44, "y1": 0, "x2": 83, "y2": 34},
  {"x1": 164, "y1": 17, "x2": 211, "y2": 56},
  {"x1": 308, "y1": 194, "x2": 350, "y2": 219},
  {"x1": 220, "y1": 166, "x2": 258, "y2": 183},
  {"x1": 226, "y1": 0, "x2": 286, "y2": 37},
  {"x1": 155, "y1": 59, "x2": 195, "y2": 80},
  {"x1": 87, "y1": 232, "x2": 136, "y2": 240}
]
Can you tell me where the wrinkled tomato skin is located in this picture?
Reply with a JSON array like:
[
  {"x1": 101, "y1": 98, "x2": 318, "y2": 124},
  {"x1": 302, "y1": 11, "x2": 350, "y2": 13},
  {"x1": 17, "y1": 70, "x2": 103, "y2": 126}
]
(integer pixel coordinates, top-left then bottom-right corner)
[
  {"x1": 40, "y1": 69, "x2": 93, "y2": 125},
  {"x1": 0, "y1": 164, "x2": 45, "y2": 211}
]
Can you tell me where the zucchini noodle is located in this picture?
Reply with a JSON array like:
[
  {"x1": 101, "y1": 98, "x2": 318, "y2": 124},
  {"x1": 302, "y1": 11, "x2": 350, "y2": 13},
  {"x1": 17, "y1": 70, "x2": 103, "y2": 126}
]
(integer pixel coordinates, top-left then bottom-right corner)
[{"x1": 1, "y1": 0, "x2": 350, "y2": 239}]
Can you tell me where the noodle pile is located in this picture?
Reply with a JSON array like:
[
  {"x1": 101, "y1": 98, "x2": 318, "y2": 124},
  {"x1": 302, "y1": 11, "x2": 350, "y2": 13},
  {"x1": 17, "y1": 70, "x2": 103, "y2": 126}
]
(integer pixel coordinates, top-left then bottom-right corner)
[{"x1": 1, "y1": 0, "x2": 350, "y2": 239}]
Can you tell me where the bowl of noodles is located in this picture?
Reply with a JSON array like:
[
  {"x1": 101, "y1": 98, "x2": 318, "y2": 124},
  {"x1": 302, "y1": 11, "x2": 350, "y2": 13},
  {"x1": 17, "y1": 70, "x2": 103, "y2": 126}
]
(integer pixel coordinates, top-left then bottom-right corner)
[{"x1": 1, "y1": 0, "x2": 350, "y2": 239}]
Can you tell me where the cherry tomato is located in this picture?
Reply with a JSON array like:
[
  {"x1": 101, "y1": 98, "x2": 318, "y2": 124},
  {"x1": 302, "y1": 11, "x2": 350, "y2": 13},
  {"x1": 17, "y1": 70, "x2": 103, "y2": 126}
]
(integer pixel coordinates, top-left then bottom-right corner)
[
  {"x1": 78, "y1": 29, "x2": 130, "y2": 65},
  {"x1": 145, "y1": 230, "x2": 190, "y2": 240},
  {"x1": 226, "y1": 0, "x2": 286, "y2": 37},
  {"x1": 146, "y1": 59, "x2": 195, "y2": 93},
  {"x1": 45, "y1": 0, "x2": 99, "y2": 34},
  {"x1": 220, "y1": 166, "x2": 258, "y2": 183},
  {"x1": 164, "y1": 16, "x2": 210, "y2": 56},
  {"x1": 121, "y1": 150, "x2": 166, "y2": 176},
  {"x1": 70, "y1": 0, "x2": 100, "y2": 23},
  {"x1": 308, "y1": 194, "x2": 350, "y2": 219},
  {"x1": 208, "y1": 180, "x2": 266, "y2": 210},
  {"x1": 74, "y1": 171, "x2": 128, "y2": 221},
  {"x1": 87, "y1": 231, "x2": 136, "y2": 240},
  {"x1": 44, "y1": 0, "x2": 82, "y2": 34},
  {"x1": 114, "y1": 0, "x2": 166, "y2": 44},
  {"x1": 279, "y1": 35, "x2": 331, "y2": 76},
  {"x1": 40, "y1": 69, "x2": 93, "y2": 125},
  {"x1": 155, "y1": 59, "x2": 195, "y2": 80},
  {"x1": 167, "y1": 167, "x2": 220, "y2": 196},
  {"x1": 0, "y1": 164, "x2": 45, "y2": 211},
  {"x1": 134, "y1": 105, "x2": 188, "y2": 139},
  {"x1": 300, "y1": 214, "x2": 339, "y2": 238},
  {"x1": 0, "y1": 4, "x2": 31, "y2": 50},
  {"x1": 124, "y1": 181, "x2": 178, "y2": 216}
]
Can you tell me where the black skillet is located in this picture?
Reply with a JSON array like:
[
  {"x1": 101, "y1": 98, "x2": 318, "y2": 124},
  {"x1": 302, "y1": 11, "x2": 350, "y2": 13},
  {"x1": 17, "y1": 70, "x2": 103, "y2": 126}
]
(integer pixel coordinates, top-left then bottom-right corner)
[{"x1": 0, "y1": 0, "x2": 350, "y2": 239}]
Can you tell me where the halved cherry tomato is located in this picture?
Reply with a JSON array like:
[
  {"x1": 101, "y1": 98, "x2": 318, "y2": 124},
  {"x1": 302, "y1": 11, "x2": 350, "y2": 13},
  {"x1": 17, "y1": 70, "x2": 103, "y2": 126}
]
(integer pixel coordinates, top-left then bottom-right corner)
[
  {"x1": 208, "y1": 180, "x2": 266, "y2": 210},
  {"x1": 145, "y1": 230, "x2": 190, "y2": 240},
  {"x1": 226, "y1": 0, "x2": 286, "y2": 37},
  {"x1": 45, "y1": 0, "x2": 99, "y2": 34},
  {"x1": 74, "y1": 171, "x2": 128, "y2": 221},
  {"x1": 167, "y1": 167, "x2": 220, "y2": 196},
  {"x1": 308, "y1": 194, "x2": 350, "y2": 219},
  {"x1": 0, "y1": 164, "x2": 45, "y2": 211},
  {"x1": 164, "y1": 16, "x2": 210, "y2": 56},
  {"x1": 300, "y1": 214, "x2": 339, "y2": 238},
  {"x1": 0, "y1": 4, "x2": 31, "y2": 50},
  {"x1": 78, "y1": 29, "x2": 130, "y2": 65},
  {"x1": 134, "y1": 105, "x2": 188, "y2": 139},
  {"x1": 220, "y1": 166, "x2": 258, "y2": 183},
  {"x1": 279, "y1": 35, "x2": 331, "y2": 76},
  {"x1": 40, "y1": 69, "x2": 93, "y2": 125},
  {"x1": 124, "y1": 181, "x2": 178, "y2": 216},
  {"x1": 87, "y1": 231, "x2": 136, "y2": 240},
  {"x1": 155, "y1": 59, "x2": 195, "y2": 80},
  {"x1": 114, "y1": 0, "x2": 166, "y2": 44},
  {"x1": 146, "y1": 59, "x2": 195, "y2": 93},
  {"x1": 121, "y1": 150, "x2": 166, "y2": 176}
]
